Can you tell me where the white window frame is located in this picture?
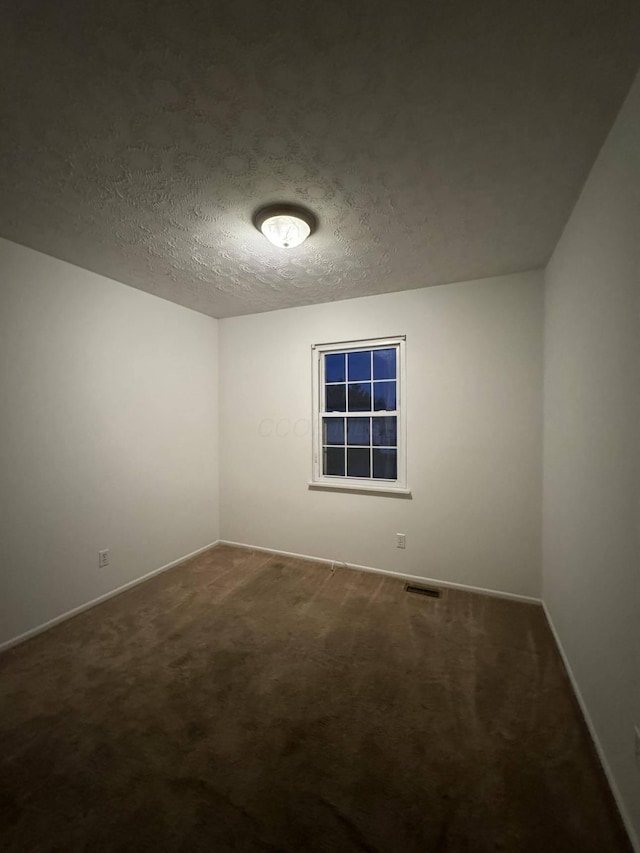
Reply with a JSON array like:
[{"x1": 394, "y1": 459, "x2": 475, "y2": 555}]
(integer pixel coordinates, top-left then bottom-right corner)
[{"x1": 309, "y1": 336, "x2": 410, "y2": 496}]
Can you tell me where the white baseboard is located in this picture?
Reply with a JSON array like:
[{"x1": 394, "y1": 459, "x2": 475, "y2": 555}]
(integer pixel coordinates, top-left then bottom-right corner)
[
  {"x1": 542, "y1": 602, "x2": 639, "y2": 853},
  {"x1": 0, "y1": 539, "x2": 221, "y2": 654},
  {"x1": 217, "y1": 539, "x2": 542, "y2": 605}
]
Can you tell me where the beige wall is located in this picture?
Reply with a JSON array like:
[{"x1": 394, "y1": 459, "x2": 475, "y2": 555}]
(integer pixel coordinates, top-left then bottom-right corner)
[
  {"x1": 543, "y1": 73, "x2": 640, "y2": 846},
  {"x1": 219, "y1": 271, "x2": 543, "y2": 598},
  {"x1": 0, "y1": 239, "x2": 220, "y2": 647}
]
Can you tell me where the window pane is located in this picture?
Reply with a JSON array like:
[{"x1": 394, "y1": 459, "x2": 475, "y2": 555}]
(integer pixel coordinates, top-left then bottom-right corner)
[
  {"x1": 323, "y1": 418, "x2": 344, "y2": 445},
  {"x1": 325, "y1": 353, "x2": 345, "y2": 383},
  {"x1": 326, "y1": 384, "x2": 346, "y2": 412},
  {"x1": 373, "y1": 348, "x2": 396, "y2": 379},
  {"x1": 348, "y1": 382, "x2": 371, "y2": 411},
  {"x1": 348, "y1": 350, "x2": 371, "y2": 381},
  {"x1": 373, "y1": 381, "x2": 396, "y2": 411},
  {"x1": 324, "y1": 446, "x2": 345, "y2": 476},
  {"x1": 373, "y1": 448, "x2": 397, "y2": 479},
  {"x1": 347, "y1": 448, "x2": 370, "y2": 478},
  {"x1": 372, "y1": 416, "x2": 397, "y2": 446},
  {"x1": 347, "y1": 417, "x2": 370, "y2": 446}
]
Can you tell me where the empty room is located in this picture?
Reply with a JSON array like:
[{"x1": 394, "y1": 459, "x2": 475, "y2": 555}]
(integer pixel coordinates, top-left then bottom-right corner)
[{"x1": 1, "y1": 1, "x2": 639, "y2": 851}]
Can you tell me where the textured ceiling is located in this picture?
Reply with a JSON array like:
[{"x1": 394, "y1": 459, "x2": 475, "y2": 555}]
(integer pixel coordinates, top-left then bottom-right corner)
[{"x1": 1, "y1": 1, "x2": 639, "y2": 318}]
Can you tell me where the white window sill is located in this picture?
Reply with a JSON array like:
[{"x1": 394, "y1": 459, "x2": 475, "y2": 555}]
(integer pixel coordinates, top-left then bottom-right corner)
[{"x1": 308, "y1": 481, "x2": 412, "y2": 497}]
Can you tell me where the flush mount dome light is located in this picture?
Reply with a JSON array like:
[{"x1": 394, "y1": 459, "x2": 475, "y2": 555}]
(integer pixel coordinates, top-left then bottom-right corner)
[{"x1": 254, "y1": 204, "x2": 317, "y2": 249}]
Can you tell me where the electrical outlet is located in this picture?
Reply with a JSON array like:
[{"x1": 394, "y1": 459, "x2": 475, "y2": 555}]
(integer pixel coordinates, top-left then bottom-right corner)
[
  {"x1": 634, "y1": 726, "x2": 640, "y2": 767},
  {"x1": 396, "y1": 533, "x2": 406, "y2": 549},
  {"x1": 98, "y1": 549, "x2": 109, "y2": 568}
]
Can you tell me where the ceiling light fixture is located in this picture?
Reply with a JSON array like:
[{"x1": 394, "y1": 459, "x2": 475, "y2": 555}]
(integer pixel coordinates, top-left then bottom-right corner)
[{"x1": 254, "y1": 203, "x2": 317, "y2": 249}]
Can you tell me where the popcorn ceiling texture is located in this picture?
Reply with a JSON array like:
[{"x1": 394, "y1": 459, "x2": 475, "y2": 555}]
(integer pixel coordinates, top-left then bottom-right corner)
[{"x1": 0, "y1": 0, "x2": 639, "y2": 318}]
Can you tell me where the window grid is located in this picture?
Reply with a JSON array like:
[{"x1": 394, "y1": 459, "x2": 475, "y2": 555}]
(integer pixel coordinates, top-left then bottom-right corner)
[
  {"x1": 320, "y1": 346, "x2": 398, "y2": 481},
  {"x1": 321, "y1": 446, "x2": 398, "y2": 480},
  {"x1": 324, "y1": 348, "x2": 398, "y2": 415}
]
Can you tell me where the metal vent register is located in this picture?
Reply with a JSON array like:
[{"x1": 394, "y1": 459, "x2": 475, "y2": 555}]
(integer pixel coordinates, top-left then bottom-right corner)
[{"x1": 404, "y1": 583, "x2": 443, "y2": 599}]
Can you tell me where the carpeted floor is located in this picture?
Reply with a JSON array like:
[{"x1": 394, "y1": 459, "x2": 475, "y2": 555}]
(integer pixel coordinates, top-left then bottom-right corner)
[{"x1": 0, "y1": 545, "x2": 630, "y2": 852}]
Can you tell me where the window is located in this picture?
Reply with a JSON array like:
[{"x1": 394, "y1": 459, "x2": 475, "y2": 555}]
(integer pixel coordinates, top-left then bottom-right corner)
[{"x1": 310, "y1": 337, "x2": 408, "y2": 494}]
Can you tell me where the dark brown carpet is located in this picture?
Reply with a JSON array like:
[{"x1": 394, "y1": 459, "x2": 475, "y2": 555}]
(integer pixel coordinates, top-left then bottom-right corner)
[{"x1": 0, "y1": 545, "x2": 630, "y2": 852}]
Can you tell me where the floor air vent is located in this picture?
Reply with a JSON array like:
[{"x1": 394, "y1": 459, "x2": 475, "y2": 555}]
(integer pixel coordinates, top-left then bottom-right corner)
[{"x1": 404, "y1": 583, "x2": 442, "y2": 598}]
